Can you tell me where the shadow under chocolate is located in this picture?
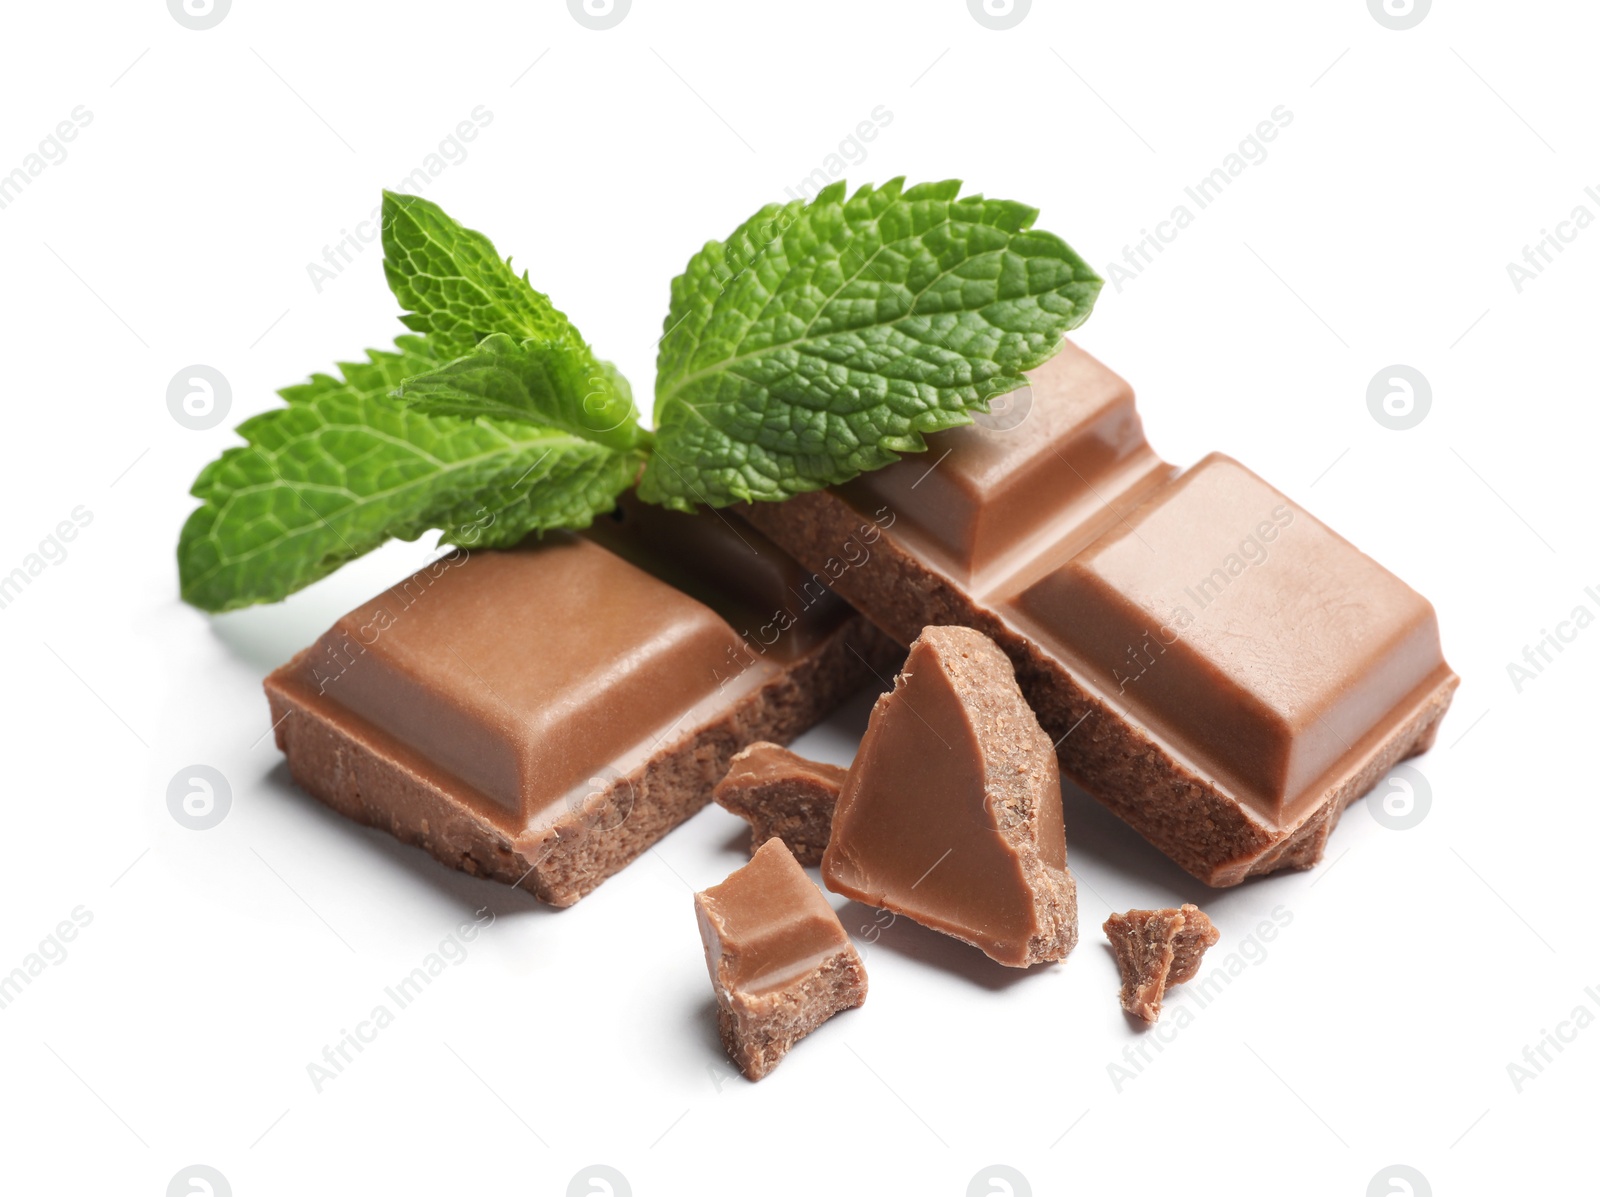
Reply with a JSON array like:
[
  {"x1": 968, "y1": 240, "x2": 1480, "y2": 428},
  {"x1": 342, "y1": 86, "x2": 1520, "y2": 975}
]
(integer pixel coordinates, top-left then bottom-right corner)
[
  {"x1": 689, "y1": 994, "x2": 726, "y2": 1065},
  {"x1": 260, "y1": 760, "x2": 553, "y2": 922},
  {"x1": 832, "y1": 898, "x2": 1054, "y2": 992},
  {"x1": 1059, "y1": 776, "x2": 1225, "y2": 907}
]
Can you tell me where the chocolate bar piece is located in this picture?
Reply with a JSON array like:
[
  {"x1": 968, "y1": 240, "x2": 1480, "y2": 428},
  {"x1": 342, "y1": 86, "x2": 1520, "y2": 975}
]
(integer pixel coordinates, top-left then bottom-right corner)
[
  {"x1": 265, "y1": 505, "x2": 894, "y2": 906},
  {"x1": 1103, "y1": 904, "x2": 1220, "y2": 1022},
  {"x1": 713, "y1": 742, "x2": 847, "y2": 866},
  {"x1": 694, "y1": 838, "x2": 867, "y2": 1080},
  {"x1": 823, "y1": 626, "x2": 1078, "y2": 967},
  {"x1": 741, "y1": 341, "x2": 1458, "y2": 885}
]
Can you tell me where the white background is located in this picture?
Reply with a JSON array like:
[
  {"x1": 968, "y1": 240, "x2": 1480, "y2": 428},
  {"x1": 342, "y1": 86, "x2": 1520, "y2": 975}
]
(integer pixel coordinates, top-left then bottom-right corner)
[{"x1": 2, "y1": 2, "x2": 1594, "y2": 1194}]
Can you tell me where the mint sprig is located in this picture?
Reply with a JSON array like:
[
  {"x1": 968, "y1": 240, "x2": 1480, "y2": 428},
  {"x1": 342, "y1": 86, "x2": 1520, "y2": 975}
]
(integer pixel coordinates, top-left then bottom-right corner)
[
  {"x1": 639, "y1": 179, "x2": 1101, "y2": 509},
  {"x1": 178, "y1": 194, "x2": 649, "y2": 612},
  {"x1": 177, "y1": 336, "x2": 647, "y2": 612},
  {"x1": 178, "y1": 181, "x2": 1099, "y2": 611}
]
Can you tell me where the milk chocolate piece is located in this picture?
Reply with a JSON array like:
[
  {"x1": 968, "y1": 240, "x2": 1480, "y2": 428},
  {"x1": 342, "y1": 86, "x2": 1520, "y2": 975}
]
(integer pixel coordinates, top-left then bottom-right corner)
[
  {"x1": 823, "y1": 625, "x2": 1078, "y2": 967},
  {"x1": 741, "y1": 340, "x2": 1458, "y2": 885},
  {"x1": 713, "y1": 742, "x2": 846, "y2": 866},
  {"x1": 265, "y1": 507, "x2": 895, "y2": 906},
  {"x1": 1103, "y1": 903, "x2": 1220, "y2": 1022},
  {"x1": 694, "y1": 838, "x2": 867, "y2": 1080}
]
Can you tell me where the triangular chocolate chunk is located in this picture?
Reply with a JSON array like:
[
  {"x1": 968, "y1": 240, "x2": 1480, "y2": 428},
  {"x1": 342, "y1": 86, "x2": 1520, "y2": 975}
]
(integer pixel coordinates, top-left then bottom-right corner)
[{"x1": 822, "y1": 625, "x2": 1078, "y2": 966}]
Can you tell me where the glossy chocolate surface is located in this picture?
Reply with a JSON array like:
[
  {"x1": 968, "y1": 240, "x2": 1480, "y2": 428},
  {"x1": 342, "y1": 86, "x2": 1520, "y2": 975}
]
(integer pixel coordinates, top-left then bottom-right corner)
[
  {"x1": 1007, "y1": 453, "x2": 1448, "y2": 820},
  {"x1": 696, "y1": 838, "x2": 856, "y2": 997},
  {"x1": 835, "y1": 343, "x2": 1453, "y2": 829},
  {"x1": 839, "y1": 344, "x2": 1172, "y2": 589},
  {"x1": 822, "y1": 626, "x2": 1077, "y2": 967},
  {"x1": 295, "y1": 533, "x2": 765, "y2": 822}
]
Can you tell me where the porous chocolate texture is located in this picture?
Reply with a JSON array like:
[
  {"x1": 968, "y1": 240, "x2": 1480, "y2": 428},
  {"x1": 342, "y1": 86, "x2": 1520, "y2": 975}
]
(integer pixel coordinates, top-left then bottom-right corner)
[
  {"x1": 694, "y1": 838, "x2": 867, "y2": 1081},
  {"x1": 713, "y1": 742, "x2": 847, "y2": 866},
  {"x1": 741, "y1": 340, "x2": 1458, "y2": 886},
  {"x1": 823, "y1": 625, "x2": 1078, "y2": 968},
  {"x1": 1103, "y1": 903, "x2": 1220, "y2": 1022},
  {"x1": 265, "y1": 504, "x2": 897, "y2": 906}
]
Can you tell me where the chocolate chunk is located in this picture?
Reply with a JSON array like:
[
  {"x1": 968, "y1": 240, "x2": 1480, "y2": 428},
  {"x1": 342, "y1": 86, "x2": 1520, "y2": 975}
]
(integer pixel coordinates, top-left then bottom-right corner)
[
  {"x1": 265, "y1": 508, "x2": 896, "y2": 906},
  {"x1": 1103, "y1": 904, "x2": 1220, "y2": 1022},
  {"x1": 713, "y1": 742, "x2": 847, "y2": 866},
  {"x1": 741, "y1": 340, "x2": 1458, "y2": 885},
  {"x1": 833, "y1": 337, "x2": 1165, "y2": 585},
  {"x1": 822, "y1": 625, "x2": 1078, "y2": 968},
  {"x1": 694, "y1": 838, "x2": 867, "y2": 1081}
]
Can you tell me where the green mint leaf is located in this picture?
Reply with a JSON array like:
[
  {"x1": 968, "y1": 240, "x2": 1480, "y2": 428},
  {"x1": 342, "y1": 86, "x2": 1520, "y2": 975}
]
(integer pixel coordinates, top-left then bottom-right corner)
[
  {"x1": 178, "y1": 335, "x2": 646, "y2": 612},
  {"x1": 393, "y1": 333, "x2": 650, "y2": 454},
  {"x1": 381, "y1": 190, "x2": 578, "y2": 356},
  {"x1": 638, "y1": 178, "x2": 1102, "y2": 509}
]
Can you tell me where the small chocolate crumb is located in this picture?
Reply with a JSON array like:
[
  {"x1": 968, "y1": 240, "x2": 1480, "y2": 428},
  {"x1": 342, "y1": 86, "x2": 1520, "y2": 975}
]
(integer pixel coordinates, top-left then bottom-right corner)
[
  {"x1": 712, "y1": 742, "x2": 846, "y2": 867},
  {"x1": 1103, "y1": 903, "x2": 1220, "y2": 1022},
  {"x1": 694, "y1": 839, "x2": 867, "y2": 1080}
]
